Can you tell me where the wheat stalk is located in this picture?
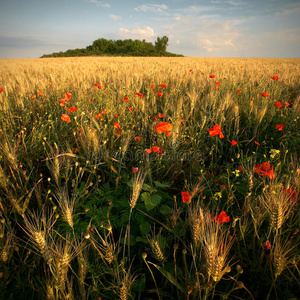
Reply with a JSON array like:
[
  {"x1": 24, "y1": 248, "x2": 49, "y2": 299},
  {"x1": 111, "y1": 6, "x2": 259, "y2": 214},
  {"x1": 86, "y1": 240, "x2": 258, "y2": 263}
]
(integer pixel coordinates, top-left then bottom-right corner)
[
  {"x1": 202, "y1": 211, "x2": 234, "y2": 282},
  {"x1": 129, "y1": 168, "x2": 147, "y2": 210}
]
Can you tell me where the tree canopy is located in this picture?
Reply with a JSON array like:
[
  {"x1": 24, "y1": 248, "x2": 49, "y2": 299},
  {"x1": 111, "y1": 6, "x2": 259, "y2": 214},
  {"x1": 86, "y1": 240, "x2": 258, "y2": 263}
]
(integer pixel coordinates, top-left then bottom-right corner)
[{"x1": 41, "y1": 36, "x2": 183, "y2": 58}]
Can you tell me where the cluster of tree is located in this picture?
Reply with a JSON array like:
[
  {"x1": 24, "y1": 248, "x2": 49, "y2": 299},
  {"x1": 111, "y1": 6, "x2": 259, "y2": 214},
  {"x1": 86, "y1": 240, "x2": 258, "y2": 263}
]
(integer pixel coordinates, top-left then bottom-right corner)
[{"x1": 41, "y1": 36, "x2": 183, "y2": 58}]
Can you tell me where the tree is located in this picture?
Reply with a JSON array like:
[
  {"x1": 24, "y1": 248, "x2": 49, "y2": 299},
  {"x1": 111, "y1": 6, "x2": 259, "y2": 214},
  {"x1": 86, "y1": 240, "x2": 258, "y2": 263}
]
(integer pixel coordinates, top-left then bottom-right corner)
[{"x1": 155, "y1": 36, "x2": 169, "y2": 53}]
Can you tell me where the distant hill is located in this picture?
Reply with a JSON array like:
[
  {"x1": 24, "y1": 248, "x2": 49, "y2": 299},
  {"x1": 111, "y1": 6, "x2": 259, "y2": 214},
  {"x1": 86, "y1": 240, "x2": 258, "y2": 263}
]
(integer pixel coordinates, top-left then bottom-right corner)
[{"x1": 41, "y1": 36, "x2": 183, "y2": 58}]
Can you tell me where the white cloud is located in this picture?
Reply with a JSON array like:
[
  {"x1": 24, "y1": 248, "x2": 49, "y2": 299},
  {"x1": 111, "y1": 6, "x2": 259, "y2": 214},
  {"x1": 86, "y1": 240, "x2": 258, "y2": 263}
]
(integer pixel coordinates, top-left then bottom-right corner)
[
  {"x1": 110, "y1": 14, "x2": 121, "y2": 21},
  {"x1": 134, "y1": 4, "x2": 168, "y2": 13},
  {"x1": 118, "y1": 26, "x2": 156, "y2": 40},
  {"x1": 86, "y1": 0, "x2": 110, "y2": 8},
  {"x1": 275, "y1": 6, "x2": 300, "y2": 16}
]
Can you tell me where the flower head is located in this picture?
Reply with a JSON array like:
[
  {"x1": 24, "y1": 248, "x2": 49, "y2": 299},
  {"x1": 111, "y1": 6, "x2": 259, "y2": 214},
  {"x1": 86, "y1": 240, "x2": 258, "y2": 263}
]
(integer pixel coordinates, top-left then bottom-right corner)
[
  {"x1": 231, "y1": 140, "x2": 238, "y2": 146},
  {"x1": 214, "y1": 211, "x2": 230, "y2": 223},
  {"x1": 254, "y1": 162, "x2": 276, "y2": 179},
  {"x1": 155, "y1": 122, "x2": 173, "y2": 133},
  {"x1": 261, "y1": 92, "x2": 269, "y2": 97},
  {"x1": 61, "y1": 114, "x2": 71, "y2": 123},
  {"x1": 276, "y1": 123, "x2": 284, "y2": 131},
  {"x1": 208, "y1": 124, "x2": 224, "y2": 138},
  {"x1": 132, "y1": 167, "x2": 139, "y2": 173},
  {"x1": 271, "y1": 76, "x2": 279, "y2": 80},
  {"x1": 209, "y1": 74, "x2": 215, "y2": 78},
  {"x1": 159, "y1": 83, "x2": 167, "y2": 88},
  {"x1": 114, "y1": 122, "x2": 120, "y2": 129},
  {"x1": 262, "y1": 240, "x2": 271, "y2": 251},
  {"x1": 0, "y1": 87, "x2": 3, "y2": 93},
  {"x1": 136, "y1": 92, "x2": 143, "y2": 98},
  {"x1": 274, "y1": 101, "x2": 283, "y2": 108},
  {"x1": 181, "y1": 191, "x2": 191, "y2": 204}
]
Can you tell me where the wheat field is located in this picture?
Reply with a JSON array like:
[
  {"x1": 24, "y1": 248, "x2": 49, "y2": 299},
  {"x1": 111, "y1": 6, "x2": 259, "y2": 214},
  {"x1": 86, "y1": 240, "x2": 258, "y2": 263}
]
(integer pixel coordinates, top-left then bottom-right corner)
[{"x1": 0, "y1": 57, "x2": 299, "y2": 299}]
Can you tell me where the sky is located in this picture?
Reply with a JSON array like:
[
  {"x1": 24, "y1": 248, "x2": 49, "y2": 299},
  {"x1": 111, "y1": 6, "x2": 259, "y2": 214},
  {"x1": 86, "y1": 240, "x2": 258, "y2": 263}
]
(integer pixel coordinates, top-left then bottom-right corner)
[{"x1": 0, "y1": 0, "x2": 299, "y2": 58}]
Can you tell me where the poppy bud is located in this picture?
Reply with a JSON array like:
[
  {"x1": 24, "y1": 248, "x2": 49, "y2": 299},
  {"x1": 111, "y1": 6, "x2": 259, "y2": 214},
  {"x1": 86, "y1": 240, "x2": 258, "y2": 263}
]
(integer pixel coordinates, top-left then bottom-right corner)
[{"x1": 262, "y1": 239, "x2": 271, "y2": 251}]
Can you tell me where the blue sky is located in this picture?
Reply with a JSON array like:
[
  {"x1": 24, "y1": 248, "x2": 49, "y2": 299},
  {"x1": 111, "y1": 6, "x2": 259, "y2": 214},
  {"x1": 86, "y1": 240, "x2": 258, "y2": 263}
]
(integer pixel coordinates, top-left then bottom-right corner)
[{"x1": 0, "y1": 0, "x2": 299, "y2": 58}]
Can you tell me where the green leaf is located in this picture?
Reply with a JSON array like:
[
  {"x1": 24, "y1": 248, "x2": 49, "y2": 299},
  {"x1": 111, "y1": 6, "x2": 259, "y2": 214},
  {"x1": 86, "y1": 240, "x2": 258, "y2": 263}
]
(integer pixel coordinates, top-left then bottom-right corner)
[
  {"x1": 153, "y1": 181, "x2": 170, "y2": 188},
  {"x1": 120, "y1": 235, "x2": 136, "y2": 246},
  {"x1": 136, "y1": 236, "x2": 149, "y2": 243},
  {"x1": 159, "y1": 204, "x2": 172, "y2": 215},
  {"x1": 140, "y1": 221, "x2": 151, "y2": 236},
  {"x1": 149, "y1": 262, "x2": 187, "y2": 295},
  {"x1": 141, "y1": 192, "x2": 162, "y2": 211},
  {"x1": 127, "y1": 179, "x2": 133, "y2": 189},
  {"x1": 142, "y1": 183, "x2": 157, "y2": 193},
  {"x1": 133, "y1": 274, "x2": 146, "y2": 292}
]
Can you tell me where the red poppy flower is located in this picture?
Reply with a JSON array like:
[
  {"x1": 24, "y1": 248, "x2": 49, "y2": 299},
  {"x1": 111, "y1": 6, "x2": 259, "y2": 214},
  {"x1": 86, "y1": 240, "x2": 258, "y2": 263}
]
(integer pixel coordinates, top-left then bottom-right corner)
[
  {"x1": 166, "y1": 131, "x2": 171, "y2": 137},
  {"x1": 132, "y1": 167, "x2": 139, "y2": 173},
  {"x1": 207, "y1": 124, "x2": 224, "y2": 138},
  {"x1": 65, "y1": 93, "x2": 72, "y2": 100},
  {"x1": 61, "y1": 114, "x2": 71, "y2": 123},
  {"x1": 274, "y1": 101, "x2": 283, "y2": 108},
  {"x1": 59, "y1": 99, "x2": 65, "y2": 106},
  {"x1": 181, "y1": 191, "x2": 191, "y2": 204},
  {"x1": 261, "y1": 92, "x2": 269, "y2": 97},
  {"x1": 215, "y1": 81, "x2": 221, "y2": 86},
  {"x1": 276, "y1": 123, "x2": 283, "y2": 131},
  {"x1": 37, "y1": 91, "x2": 43, "y2": 96},
  {"x1": 189, "y1": 69, "x2": 193, "y2": 72},
  {"x1": 271, "y1": 76, "x2": 279, "y2": 80},
  {"x1": 254, "y1": 162, "x2": 275, "y2": 179},
  {"x1": 89, "y1": 98, "x2": 93, "y2": 102},
  {"x1": 231, "y1": 140, "x2": 238, "y2": 146},
  {"x1": 136, "y1": 92, "x2": 143, "y2": 98},
  {"x1": 156, "y1": 92, "x2": 164, "y2": 97},
  {"x1": 31, "y1": 95, "x2": 36, "y2": 99},
  {"x1": 114, "y1": 122, "x2": 120, "y2": 129},
  {"x1": 159, "y1": 83, "x2": 167, "y2": 88},
  {"x1": 67, "y1": 106, "x2": 78, "y2": 112},
  {"x1": 214, "y1": 211, "x2": 230, "y2": 223},
  {"x1": 238, "y1": 166, "x2": 244, "y2": 172},
  {"x1": 98, "y1": 85, "x2": 103, "y2": 89},
  {"x1": 153, "y1": 117, "x2": 158, "y2": 121},
  {"x1": 255, "y1": 141, "x2": 260, "y2": 146},
  {"x1": 151, "y1": 84, "x2": 155, "y2": 89},
  {"x1": 156, "y1": 113, "x2": 164, "y2": 119},
  {"x1": 135, "y1": 136, "x2": 141, "y2": 142},
  {"x1": 115, "y1": 113, "x2": 118, "y2": 118},
  {"x1": 214, "y1": 86, "x2": 218, "y2": 90},
  {"x1": 128, "y1": 107, "x2": 133, "y2": 111},
  {"x1": 265, "y1": 168, "x2": 276, "y2": 179},
  {"x1": 123, "y1": 96, "x2": 129, "y2": 102},
  {"x1": 262, "y1": 240, "x2": 271, "y2": 251},
  {"x1": 144, "y1": 149, "x2": 152, "y2": 154},
  {"x1": 0, "y1": 87, "x2": 4, "y2": 93},
  {"x1": 152, "y1": 146, "x2": 160, "y2": 153},
  {"x1": 209, "y1": 75, "x2": 215, "y2": 78},
  {"x1": 115, "y1": 129, "x2": 122, "y2": 136},
  {"x1": 236, "y1": 90, "x2": 241, "y2": 94},
  {"x1": 179, "y1": 119, "x2": 184, "y2": 123},
  {"x1": 155, "y1": 122, "x2": 173, "y2": 133},
  {"x1": 95, "y1": 113, "x2": 104, "y2": 120},
  {"x1": 286, "y1": 102, "x2": 290, "y2": 107}
]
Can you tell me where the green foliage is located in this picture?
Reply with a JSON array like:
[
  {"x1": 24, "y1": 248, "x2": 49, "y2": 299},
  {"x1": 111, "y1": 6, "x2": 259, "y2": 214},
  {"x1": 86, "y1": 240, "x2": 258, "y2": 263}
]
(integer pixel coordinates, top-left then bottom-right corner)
[{"x1": 41, "y1": 36, "x2": 183, "y2": 58}]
